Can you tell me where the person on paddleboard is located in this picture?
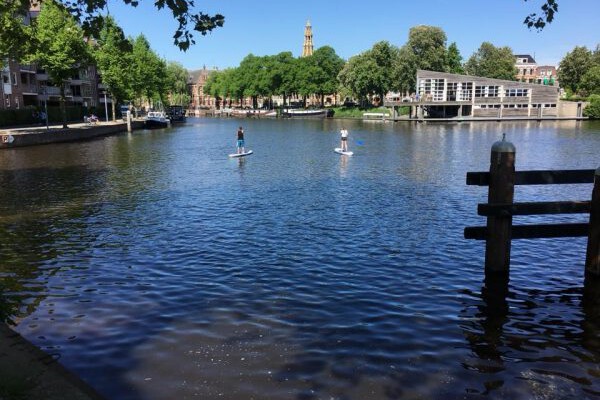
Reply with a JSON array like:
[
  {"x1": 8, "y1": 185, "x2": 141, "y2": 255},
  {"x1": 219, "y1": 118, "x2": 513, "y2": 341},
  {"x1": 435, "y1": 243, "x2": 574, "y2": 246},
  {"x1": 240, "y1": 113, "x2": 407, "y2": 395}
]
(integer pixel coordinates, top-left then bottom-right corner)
[
  {"x1": 237, "y1": 126, "x2": 245, "y2": 154},
  {"x1": 340, "y1": 127, "x2": 349, "y2": 152}
]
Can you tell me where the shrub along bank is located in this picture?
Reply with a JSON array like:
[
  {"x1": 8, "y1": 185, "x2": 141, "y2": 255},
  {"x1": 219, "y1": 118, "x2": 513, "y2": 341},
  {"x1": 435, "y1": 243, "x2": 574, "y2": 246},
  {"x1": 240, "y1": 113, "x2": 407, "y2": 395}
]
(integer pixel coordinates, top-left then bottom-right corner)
[
  {"x1": 584, "y1": 95, "x2": 600, "y2": 119},
  {"x1": 331, "y1": 106, "x2": 409, "y2": 118}
]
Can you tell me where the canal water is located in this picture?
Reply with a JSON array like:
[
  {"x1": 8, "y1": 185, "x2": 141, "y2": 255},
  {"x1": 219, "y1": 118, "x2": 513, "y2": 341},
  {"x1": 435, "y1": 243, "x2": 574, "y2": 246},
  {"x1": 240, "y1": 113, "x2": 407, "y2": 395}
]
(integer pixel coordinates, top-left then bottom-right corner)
[{"x1": 1, "y1": 118, "x2": 599, "y2": 399}]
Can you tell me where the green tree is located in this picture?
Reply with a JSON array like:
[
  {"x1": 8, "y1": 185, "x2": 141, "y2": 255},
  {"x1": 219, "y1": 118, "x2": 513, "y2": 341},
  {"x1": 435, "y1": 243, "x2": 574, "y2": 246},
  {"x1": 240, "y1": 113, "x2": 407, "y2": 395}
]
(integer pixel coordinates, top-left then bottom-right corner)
[
  {"x1": 579, "y1": 66, "x2": 600, "y2": 97},
  {"x1": 558, "y1": 46, "x2": 593, "y2": 94},
  {"x1": 295, "y1": 56, "x2": 318, "y2": 106},
  {"x1": 310, "y1": 46, "x2": 345, "y2": 106},
  {"x1": 4, "y1": 0, "x2": 223, "y2": 53},
  {"x1": 93, "y1": 16, "x2": 132, "y2": 121},
  {"x1": 583, "y1": 94, "x2": 600, "y2": 119},
  {"x1": 236, "y1": 54, "x2": 272, "y2": 108},
  {"x1": 407, "y1": 26, "x2": 448, "y2": 71},
  {"x1": 338, "y1": 42, "x2": 398, "y2": 107},
  {"x1": 204, "y1": 69, "x2": 234, "y2": 108},
  {"x1": 592, "y1": 44, "x2": 600, "y2": 66},
  {"x1": 464, "y1": 42, "x2": 516, "y2": 80},
  {"x1": 129, "y1": 35, "x2": 167, "y2": 109},
  {"x1": 166, "y1": 62, "x2": 190, "y2": 106},
  {"x1": 393, "y1": 26, "x2": 448, "y2": 92},
  {"x1": 268, "y1": 52, "x2": 297, "y2": 107},
  {"x1": 0, "y1": 2, "x2": 34, "y2": 67},
  {"x1": 338, "y1": 52, "x2": 383, "y2": 107},
  {"x1": 447, "y1": 42, "x2": 464, "y2": 74},
  {"x1": 26, "y1": 0, "x2": 91, "y2": 128},
  {"x1": 393, "y1": 46, "x2": 418, "y2": 94}
]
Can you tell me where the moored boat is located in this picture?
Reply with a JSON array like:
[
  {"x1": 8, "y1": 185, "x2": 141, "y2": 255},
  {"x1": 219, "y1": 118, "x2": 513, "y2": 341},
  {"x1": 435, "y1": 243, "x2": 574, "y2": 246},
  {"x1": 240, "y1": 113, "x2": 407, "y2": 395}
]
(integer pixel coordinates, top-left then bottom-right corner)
[
  {"x1": 282, "y1": 108, "x2": 333, "y2": 118},
  {"x1": 145, "y1": 111, "x2": 170, "y2": 128},
  {"x1": 166, "y1": 105, "x2": 186, "y2": 122}
]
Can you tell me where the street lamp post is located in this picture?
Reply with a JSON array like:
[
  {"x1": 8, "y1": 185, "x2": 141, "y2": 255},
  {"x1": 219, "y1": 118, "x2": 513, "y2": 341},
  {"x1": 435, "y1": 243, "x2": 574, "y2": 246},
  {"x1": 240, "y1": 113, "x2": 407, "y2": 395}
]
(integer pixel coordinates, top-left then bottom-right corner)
[
  {"x1": 103, "y1": 91, "x2": 108, "y2": 123},
  {"x1": 44, "y1": 86, "x2": 49, "y2": 130}
]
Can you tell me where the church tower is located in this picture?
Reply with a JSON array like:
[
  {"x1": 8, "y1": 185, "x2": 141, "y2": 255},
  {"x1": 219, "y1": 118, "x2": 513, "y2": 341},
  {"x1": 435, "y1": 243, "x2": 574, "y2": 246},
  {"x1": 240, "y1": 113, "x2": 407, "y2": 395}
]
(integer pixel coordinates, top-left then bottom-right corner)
[{"x1": 302, "y1": 20, "x2": 314, "y2": 57}]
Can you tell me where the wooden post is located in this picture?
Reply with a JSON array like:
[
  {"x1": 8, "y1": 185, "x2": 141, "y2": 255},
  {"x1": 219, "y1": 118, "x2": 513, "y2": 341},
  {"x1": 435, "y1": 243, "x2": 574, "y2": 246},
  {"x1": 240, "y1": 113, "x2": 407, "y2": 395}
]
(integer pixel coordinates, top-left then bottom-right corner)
[
  {"x1": 127, "y1": 110, "x2": 132, "y2": 133},
  {"x1": 586, "y1": 167, "x2": 600, "y2": 276},
  {"x1": 485, "y1": 134, "x2": 516, "y2": 275}
]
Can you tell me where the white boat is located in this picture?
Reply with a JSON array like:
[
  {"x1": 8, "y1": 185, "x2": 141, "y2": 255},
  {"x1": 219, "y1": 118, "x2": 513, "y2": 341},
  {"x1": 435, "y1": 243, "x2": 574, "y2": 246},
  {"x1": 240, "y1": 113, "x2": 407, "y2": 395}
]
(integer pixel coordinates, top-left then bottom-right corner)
[
  {"x1": 362, "y1": 112, "x2": 390, "y2": 121},
  {"x1": 145, "y1": 111, "x2": 170, "y2": 128},
  {"x1": 282, "y1": 108, "x2": 332, "y2": 118}
]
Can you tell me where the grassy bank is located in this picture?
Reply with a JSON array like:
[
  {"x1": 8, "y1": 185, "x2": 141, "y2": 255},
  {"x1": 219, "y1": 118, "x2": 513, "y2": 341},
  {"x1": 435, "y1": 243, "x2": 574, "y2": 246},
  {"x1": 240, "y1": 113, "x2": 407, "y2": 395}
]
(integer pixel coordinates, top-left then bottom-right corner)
[{"x1": 331, "y1": 106, "x2": 410, "y2": 118}]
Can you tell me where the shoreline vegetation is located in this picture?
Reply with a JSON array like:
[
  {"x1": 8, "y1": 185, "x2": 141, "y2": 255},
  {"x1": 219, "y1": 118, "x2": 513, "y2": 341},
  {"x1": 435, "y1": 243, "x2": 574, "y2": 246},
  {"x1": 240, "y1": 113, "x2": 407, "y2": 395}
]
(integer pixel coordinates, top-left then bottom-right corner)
[{"x1": 330, "y1": 106, "x2": 410, "y2": 118}]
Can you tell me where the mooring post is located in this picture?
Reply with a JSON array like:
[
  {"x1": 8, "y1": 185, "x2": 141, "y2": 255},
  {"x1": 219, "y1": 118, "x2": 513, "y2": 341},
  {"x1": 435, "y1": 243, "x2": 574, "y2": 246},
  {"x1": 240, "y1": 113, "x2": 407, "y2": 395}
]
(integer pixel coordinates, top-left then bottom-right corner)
[
  {"x1": 586, "y1": 167, "x2": 600, "y2": 276},
  {"x1": 485, "y1": 134, "x2": 516, "y2": 275},
  {"x1": 127, "y1": 111, "x2": 132, "y2": 133}
]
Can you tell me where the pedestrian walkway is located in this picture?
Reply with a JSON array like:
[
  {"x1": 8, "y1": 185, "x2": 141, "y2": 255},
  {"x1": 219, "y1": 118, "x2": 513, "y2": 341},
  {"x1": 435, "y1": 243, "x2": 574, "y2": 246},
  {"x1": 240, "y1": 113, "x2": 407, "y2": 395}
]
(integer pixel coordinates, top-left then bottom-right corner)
[{"x1": 1, "y1": 120, "x2": 144, "y2": 149}]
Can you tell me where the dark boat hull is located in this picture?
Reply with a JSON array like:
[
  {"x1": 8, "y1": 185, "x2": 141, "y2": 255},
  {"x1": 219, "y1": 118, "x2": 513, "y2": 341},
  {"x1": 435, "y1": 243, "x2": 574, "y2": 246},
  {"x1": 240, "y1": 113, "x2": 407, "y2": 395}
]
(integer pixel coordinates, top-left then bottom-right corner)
[{"x1": 144, "y1": 120, "x2": 169, "y2": 129}]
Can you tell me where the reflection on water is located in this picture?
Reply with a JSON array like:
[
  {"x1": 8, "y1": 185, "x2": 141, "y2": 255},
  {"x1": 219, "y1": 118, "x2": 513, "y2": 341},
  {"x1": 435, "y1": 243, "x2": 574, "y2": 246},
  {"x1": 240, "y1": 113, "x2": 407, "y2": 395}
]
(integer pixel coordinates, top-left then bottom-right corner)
[
  {"x1": 1, "y1": 119, "x2": 600, "y2": 399},
  {"x1": 459, "y1": 275, "x2": 600, "y2": 399},
  {"x1": 338, "y1": 153, "x2": 349, "y2": 177}
]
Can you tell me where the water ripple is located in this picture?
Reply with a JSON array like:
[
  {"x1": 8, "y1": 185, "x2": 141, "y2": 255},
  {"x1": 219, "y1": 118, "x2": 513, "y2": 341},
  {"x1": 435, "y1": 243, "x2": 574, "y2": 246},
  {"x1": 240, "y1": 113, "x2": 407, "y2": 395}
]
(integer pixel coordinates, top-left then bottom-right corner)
[{"x1": 1, "y1": 119, "x2": 600, "y2": 399}]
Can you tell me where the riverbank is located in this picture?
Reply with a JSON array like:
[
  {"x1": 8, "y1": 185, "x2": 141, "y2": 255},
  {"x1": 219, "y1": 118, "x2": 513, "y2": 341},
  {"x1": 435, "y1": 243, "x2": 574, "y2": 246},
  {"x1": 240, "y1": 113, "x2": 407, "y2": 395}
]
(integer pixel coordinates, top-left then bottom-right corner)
[
  {"x1": 0, "y1": 120, "x2": 145, "y2": 149},
  {"x1": 0, "y1": 323, "x2": 104, "y2": 399}
]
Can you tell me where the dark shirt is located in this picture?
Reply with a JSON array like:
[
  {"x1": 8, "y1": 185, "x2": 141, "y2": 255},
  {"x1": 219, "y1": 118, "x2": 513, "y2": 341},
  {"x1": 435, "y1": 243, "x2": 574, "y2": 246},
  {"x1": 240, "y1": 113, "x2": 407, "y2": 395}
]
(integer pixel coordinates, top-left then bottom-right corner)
[{"x1": 237, "y1": 129, "x2": 244, "y2": 140}]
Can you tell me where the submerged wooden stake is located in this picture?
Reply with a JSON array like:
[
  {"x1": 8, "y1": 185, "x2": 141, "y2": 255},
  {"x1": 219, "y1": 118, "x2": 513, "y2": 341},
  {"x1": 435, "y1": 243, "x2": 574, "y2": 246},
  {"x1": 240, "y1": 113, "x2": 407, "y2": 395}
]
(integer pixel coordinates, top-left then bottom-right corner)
[{"x1": 586, "y1": 167, "x2": 600, "y2": 276}]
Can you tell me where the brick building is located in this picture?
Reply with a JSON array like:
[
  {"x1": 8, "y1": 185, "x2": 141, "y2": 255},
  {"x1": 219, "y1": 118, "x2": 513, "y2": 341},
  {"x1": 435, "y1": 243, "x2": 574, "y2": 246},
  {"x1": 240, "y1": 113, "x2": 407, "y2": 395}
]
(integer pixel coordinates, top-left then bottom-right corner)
[{"x1": 1, "y1": 4, "x2": 102, "y2": 114}]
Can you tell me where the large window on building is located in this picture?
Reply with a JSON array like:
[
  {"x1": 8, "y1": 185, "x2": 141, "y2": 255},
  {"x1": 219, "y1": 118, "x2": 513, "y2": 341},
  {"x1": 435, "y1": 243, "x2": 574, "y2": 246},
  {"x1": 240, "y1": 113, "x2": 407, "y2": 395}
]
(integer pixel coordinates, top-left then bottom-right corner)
[
  {"x1": 458, "y1": 82, "x2": 472, "y2": 101},
  {"x1": 446, "y1": 82, "x2": 457, "y2": 101},
  {"x1": 505, "y1": 88, "x2": 529, "y2": 97},
  {"x1": 419, "y1": 78, "x2": 445, "y2": 101},
  {"x1": 475, "y1": 85, "x2": 500, "y2": 97}
]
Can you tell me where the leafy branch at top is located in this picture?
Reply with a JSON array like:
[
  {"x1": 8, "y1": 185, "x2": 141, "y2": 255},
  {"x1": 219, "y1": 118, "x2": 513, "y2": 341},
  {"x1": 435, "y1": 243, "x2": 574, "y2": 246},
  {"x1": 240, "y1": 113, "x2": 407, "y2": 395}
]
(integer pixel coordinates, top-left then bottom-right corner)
[
  {"x1": 523, "y1": 0, "x2": 558, "y2": 30},
  {"x1": 18, "y1": 0, "x2": 225, "y2": 51}
]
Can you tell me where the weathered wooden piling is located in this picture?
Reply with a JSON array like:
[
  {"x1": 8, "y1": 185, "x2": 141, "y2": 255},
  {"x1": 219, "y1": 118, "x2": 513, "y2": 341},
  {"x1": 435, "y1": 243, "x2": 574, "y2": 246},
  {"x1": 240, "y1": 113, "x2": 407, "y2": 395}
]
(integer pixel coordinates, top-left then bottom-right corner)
[
  {"x1": 586, "y1": 167, "x2": 600, "y2": 276},
  {"x1": 127, "y1": 111, "x2": 132, "y2": 133},
  {"x1": 466, "y1": 140, "x2": 599, "y2": 283},
  {"x1": 485, "y1": 134, "x2": 515, "y2": 274}
]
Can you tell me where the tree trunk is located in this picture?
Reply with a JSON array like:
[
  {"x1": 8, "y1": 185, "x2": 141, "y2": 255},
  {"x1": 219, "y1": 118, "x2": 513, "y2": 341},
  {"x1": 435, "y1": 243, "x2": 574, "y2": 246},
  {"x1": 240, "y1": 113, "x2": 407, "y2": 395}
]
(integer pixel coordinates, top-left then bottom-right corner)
[{"x1": 60, "y1": 83, "x2": 67, "y2": 128}]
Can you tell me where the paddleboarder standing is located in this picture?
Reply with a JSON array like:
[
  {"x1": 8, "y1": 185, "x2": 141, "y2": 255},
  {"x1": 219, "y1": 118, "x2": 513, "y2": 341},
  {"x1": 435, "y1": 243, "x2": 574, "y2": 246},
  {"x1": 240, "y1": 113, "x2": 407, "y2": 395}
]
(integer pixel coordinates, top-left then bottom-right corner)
[
  {"x1": 237, "y1": 126, "x2": 245, "y2": 154},
  {"x1": 340, "y1": 127, "x2": 349, "y2": 152}
]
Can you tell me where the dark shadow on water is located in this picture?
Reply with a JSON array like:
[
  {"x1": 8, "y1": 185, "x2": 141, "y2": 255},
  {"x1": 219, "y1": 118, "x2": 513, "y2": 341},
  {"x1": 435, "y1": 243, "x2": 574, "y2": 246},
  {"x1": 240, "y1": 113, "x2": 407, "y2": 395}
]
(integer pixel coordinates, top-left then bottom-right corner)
[
  {"x1": 0, "y1": 166, "x2": 109, "y2": 325},
  {"x1": 458, "y1": 272, "x2": 600, "y2": 399},
  {"x1": 0, "y1": 165, "x2": 147, "y2": 400}
]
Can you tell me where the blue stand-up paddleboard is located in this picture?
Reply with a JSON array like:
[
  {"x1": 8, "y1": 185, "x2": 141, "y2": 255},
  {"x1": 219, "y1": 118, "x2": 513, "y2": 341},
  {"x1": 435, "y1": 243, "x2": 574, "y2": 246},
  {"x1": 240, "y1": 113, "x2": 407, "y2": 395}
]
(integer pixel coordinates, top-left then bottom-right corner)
[
  {"x1": 229, "y1": 150, "x2": 253, "y2": 158},
  {"x1": 334, "y1": 148, "x2": 353, "y2": 156}
]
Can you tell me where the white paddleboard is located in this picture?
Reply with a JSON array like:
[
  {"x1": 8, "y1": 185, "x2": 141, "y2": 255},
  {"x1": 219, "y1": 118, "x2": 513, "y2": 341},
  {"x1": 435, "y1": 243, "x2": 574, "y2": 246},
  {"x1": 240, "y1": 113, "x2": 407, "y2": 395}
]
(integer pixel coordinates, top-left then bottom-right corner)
[
  {"x1": 229, "y1": 150, "x2": 253, "y2": 158},
  {"x1": 334, "y1": 148, "x2": 353, "y2": 156}
]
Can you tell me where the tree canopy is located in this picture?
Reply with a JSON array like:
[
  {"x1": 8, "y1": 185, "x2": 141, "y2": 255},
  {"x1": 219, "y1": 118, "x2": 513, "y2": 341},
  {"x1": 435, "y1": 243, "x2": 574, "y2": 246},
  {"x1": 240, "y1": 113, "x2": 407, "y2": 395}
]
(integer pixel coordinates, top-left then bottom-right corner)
[
  {"x1": 3, "y1": 0, "x2": 224, "y2": 54},
  {"x1": 464, "y1": 42, "x2": 517, "y2": 80},
  {"x1": 558, "y1": 46, "x2": 593, "y2": 94},
  {"x1": 446, "y1": 42, "x2": 464, "y2": 75},
  {"x1": 93, "y1": 15, "x2": 132, "y2": 118},
  {"x1": 393, "y1": 25, "x2": 449, "y2": 92},
  {"x1": 166, "y1": 62, "x2": 191, "y2": 106},
  {"x1": 26, "y1": 0, "x2": 91, "y2": 127}
]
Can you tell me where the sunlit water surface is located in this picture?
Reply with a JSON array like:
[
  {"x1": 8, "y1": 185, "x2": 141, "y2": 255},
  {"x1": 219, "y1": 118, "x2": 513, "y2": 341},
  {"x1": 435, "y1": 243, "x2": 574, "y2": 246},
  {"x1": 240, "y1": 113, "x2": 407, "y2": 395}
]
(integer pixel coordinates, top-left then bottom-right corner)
[{"x1": 1, "y1": 118, "x2": 600, "y2": 399}]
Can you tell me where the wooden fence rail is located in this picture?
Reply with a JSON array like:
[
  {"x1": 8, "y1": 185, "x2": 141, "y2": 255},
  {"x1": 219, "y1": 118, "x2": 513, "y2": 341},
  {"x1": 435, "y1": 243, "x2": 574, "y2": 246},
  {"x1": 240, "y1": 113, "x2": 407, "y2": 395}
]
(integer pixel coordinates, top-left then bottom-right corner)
[{"x1": 464, "y1": 135, "x2": 600, "y2": 278}]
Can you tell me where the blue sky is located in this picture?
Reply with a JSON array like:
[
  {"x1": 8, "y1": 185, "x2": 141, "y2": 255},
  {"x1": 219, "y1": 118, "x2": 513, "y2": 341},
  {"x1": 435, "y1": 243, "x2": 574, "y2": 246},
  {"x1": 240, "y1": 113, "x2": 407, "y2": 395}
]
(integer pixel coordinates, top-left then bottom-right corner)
[{"x1": 108, "y1": 0, "x2": 600, "y2": 71}]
